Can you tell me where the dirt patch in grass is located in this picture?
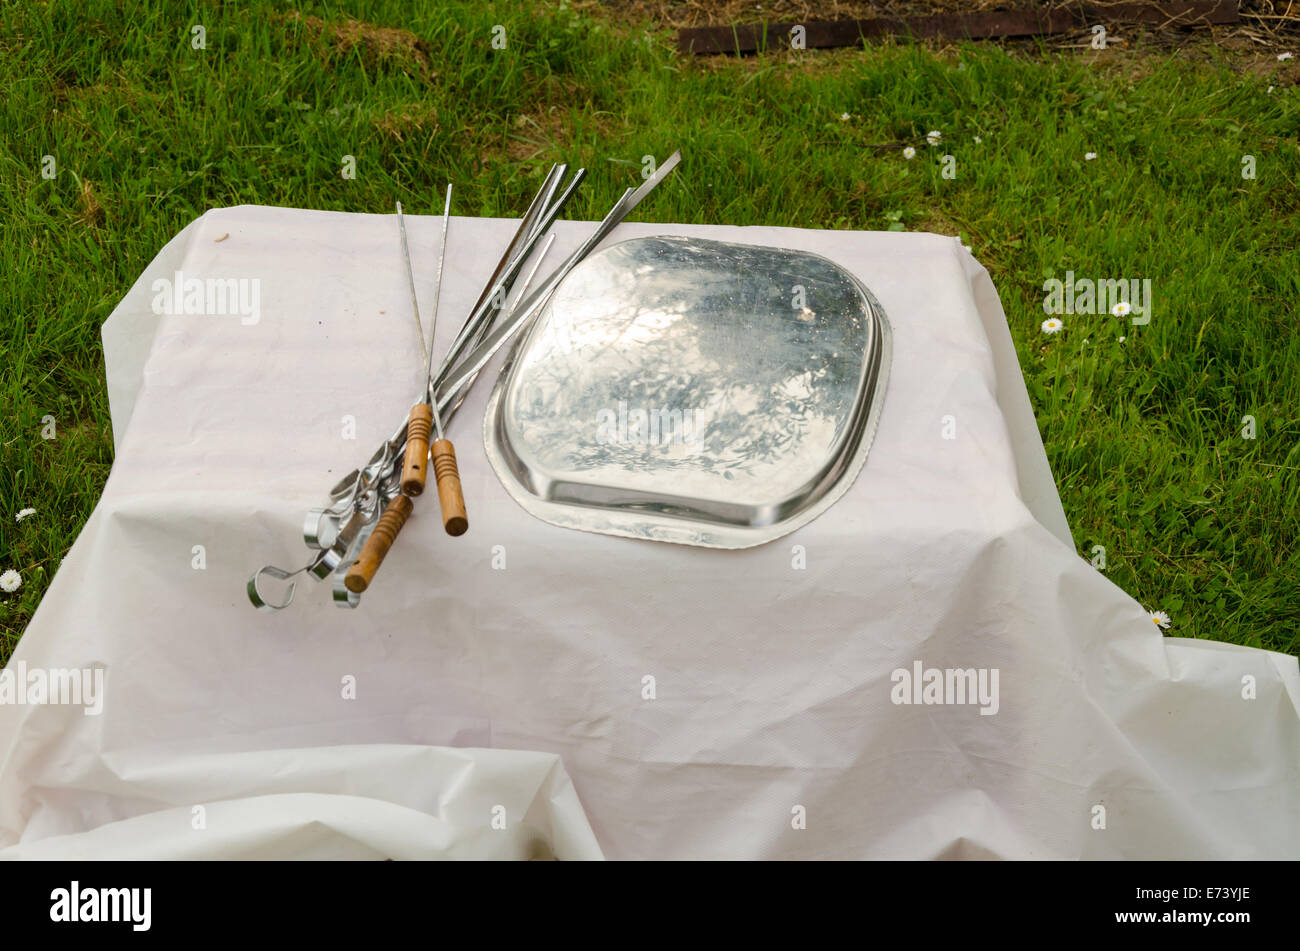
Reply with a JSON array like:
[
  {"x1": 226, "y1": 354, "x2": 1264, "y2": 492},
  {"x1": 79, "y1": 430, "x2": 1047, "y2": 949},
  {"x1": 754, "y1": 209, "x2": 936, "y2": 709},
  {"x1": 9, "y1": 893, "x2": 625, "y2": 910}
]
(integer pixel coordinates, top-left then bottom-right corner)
[
  {"x1": 479, "y1": 94, "x2": 626, "y2": 167},
  {"x1": 282, "y1": 10, "x2": 436, "y2": 76},
  {"x1": 76, "y1": 179, "x2": 105, "y2": 228},
  {"x1": 373, "y1": 103, "x2": 440, "y2": 142},
  {"x1": 535, "y1": 73, "x2": 591, "y2": 106},
  {"x1": 503, "y1": 108, "x2": 574, "y2": 162},
  {"x1": 915, "y1": 207, "x2": 968, "y2": 238}
]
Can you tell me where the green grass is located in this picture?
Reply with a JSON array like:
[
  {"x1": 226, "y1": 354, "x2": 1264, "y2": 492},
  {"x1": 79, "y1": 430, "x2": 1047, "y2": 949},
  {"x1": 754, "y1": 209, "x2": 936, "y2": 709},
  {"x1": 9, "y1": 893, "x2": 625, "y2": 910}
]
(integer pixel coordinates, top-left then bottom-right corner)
[{"x1": 1, "y1": 1, "x2": 1297, "y2": 661}]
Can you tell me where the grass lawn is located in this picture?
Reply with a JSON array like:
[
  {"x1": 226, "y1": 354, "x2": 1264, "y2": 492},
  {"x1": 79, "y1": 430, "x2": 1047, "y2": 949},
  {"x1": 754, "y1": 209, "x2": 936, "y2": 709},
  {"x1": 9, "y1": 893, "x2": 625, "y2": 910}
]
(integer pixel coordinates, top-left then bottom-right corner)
[{"x1": 1, "y1": 1, "x2": 1297, "y2": 662}]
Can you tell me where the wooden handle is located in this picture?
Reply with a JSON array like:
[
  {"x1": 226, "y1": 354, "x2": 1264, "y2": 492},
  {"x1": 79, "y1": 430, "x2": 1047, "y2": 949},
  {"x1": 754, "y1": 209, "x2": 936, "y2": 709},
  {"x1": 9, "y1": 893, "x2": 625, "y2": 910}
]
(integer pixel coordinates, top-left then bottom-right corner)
[
  {"x1": 344, "y1": 494, "x2": 413, "y2": 593},
  {"x1": 400, "y1": 403, "x2": 433, "y2": 496},
  {"x1": 431, "y1": 438, "x2": 468, "y2": 536}
]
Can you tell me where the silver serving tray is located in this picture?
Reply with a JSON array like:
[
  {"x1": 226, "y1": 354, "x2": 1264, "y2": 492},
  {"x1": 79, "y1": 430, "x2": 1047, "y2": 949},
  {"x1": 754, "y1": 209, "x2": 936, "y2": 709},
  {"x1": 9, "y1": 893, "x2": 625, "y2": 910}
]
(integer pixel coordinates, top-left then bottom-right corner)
[{"x1": 484, "y1": 235, "x2": 891, "y2": 548}]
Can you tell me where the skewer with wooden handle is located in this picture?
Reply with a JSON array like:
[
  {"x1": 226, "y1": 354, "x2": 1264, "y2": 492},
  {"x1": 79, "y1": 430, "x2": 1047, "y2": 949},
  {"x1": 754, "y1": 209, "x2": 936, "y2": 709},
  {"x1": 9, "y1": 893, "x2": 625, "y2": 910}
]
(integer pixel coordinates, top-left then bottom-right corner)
[
  {"x1": 431, "y1": 433, "x2": 467, "y2": 535},
  {"x1": 344, "y1": 494, "x2": 413, "y2": 593},
  {"x1": 395, "y1": 183, "x2": 469, "y2": 536},
  {"x1": 395, "y1": 193, "x2": 441, "y2": 502},
  {"x1": 400, "y1": 404, "x2": 433, "y2": 496},
  {"x1": 399, "y1": 402, "x2": 467, "y2": 535}
]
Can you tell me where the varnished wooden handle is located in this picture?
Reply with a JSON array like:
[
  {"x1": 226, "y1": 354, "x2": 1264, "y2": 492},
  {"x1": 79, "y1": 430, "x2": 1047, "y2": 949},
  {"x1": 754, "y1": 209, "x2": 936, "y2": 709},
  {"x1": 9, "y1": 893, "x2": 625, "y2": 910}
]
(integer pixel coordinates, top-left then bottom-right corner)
[
  {"x1": 400, "y1": 403, "x2": 433, "y2": 496},
  {"x1": 431, "y1": 438, "x2": 468, "y2": 536},
  {"x1": 344, "y1": 494, "x2": 413, "y2": 593}
]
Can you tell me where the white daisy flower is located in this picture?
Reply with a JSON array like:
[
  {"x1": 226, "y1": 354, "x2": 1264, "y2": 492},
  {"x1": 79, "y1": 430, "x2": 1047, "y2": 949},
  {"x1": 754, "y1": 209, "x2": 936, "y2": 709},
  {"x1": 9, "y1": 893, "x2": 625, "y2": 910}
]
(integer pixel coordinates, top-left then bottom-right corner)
[
  {"x1": 840, "y1": 112, "x2": 851, "y2": 121},
  {"x1": 1149, "y1": 610, "x2": 1171, "y2": 630},
  {"x1": 0, "y1": 569, "x2": 20, "y2": 593},
  {"x1": 1111, "y1": 301, "x2": 1131, "y2": 317},
  {"x1": 903, "y1": 146, "x2": 916, "y2": 159},
  {"x1": 1085, "y1": 152, "x2": 1098, "y2": 161},
  {"x1": 1119, "y1": 335, "x2": 1126, "y2": 342},
  {"x1": 1278, "y1": 52, "x2": 1293, "y2": 61},
  {"x1": 973, "y1": 135, "x2": 982, "y2": 144},
  {"x1": 926, "y1": 130, "x2": 942, "y2": 146},
  {"x1": 16, "y1": 508, "x2": 35, "y2": 522},
  {"x1": 1041, "y1": 318, "x2": 1064, "y2": 334}
]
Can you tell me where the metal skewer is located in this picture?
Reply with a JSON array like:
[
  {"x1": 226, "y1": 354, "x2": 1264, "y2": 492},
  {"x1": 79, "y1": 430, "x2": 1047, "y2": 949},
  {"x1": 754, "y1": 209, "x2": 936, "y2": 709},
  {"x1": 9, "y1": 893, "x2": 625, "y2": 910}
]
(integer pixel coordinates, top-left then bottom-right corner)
[
  {"x1": 427, "y1": 185, "x2": 451, "y2": 439},
  {"x1": 395, "y1": 201, "x2": 427, "y2": 365},
  {"x1": 394, "y1": 184, "x2": 467, "y2": 532}
]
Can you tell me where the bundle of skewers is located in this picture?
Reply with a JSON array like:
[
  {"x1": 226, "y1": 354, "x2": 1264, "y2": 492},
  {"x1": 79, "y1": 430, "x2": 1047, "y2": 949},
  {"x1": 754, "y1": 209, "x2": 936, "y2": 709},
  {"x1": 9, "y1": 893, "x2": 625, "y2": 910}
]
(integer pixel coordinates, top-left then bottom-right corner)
[{"x1": 248, "y1": 152, "x2": 681, "y2": 611}]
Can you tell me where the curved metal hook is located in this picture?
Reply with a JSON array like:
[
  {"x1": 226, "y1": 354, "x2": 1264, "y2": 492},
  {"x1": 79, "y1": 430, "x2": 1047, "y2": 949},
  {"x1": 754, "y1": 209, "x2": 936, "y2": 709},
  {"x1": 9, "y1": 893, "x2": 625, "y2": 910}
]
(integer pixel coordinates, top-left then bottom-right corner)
[
  {"x1": 332, "y1": 573, "x2": 361, "y2": 608},
  {"x1": 248, "y1": 564, "x2": 301, "y2": 611},
  {"x1": 303, "y1": 508, "x2": 340, "y2": 550}
]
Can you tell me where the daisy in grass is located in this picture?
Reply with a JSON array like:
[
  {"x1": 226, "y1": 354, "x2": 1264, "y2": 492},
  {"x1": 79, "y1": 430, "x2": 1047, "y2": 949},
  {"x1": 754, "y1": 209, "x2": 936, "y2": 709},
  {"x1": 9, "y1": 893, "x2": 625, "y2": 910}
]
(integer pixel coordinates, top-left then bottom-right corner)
[
  {"x1": 1111, "y1": 301, "x2": 1131, "y2": 318},
  {"x1": 903, "y1": 146, "x2": 916, "y2": 159},
  {"x1": 1149, "y1": 610, "x2": 1171, "y2": 630},
  {"x1": 1041, "y1": 318, "x2": 1064, "y2": 334},
  {"x1": 1085, "y1": 152, "x2": 1098, "y2": 161},
  {"x1": 16, "y1": 508, "x2": 35, "y2": 522},
  {"x1": 0, "y1": 569, "x2": 20, "y2": 593},
  {"x1": 926, "y1": 130, "x2": 942, "y2": 146}
]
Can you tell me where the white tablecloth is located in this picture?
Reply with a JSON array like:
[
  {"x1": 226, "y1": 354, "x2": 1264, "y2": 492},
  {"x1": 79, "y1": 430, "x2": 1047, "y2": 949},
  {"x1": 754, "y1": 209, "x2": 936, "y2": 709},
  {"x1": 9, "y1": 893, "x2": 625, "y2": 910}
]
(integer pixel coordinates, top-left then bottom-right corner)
[{"x1": 2, "y1": 205, "x2": 1296, "y2": 859}]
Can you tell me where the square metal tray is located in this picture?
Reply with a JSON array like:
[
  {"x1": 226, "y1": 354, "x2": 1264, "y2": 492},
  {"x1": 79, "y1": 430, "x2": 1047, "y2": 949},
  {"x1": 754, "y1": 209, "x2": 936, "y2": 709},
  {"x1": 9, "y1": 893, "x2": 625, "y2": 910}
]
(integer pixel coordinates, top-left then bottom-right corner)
[{"x1": 484, "y1": 235, "x2": 892, "y2": 548}]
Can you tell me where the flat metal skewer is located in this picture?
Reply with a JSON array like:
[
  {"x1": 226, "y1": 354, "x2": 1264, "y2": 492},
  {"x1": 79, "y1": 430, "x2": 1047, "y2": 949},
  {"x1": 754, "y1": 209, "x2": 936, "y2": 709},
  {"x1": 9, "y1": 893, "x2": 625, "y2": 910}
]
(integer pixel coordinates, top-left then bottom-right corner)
[{"x1": 427, "y1": 186, "x2": 452, "y2": 441}]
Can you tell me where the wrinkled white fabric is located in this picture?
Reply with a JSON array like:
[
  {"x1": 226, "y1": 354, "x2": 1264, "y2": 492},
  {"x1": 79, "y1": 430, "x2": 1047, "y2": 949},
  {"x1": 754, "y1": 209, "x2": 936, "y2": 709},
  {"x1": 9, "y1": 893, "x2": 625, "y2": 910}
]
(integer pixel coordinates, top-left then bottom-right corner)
[
  {"x1": 0, "y1": 744, "x2": 599, "y2": 859},
  {"x1": 1, "y1": 205, "x2": 1295, "y2": 859}
]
